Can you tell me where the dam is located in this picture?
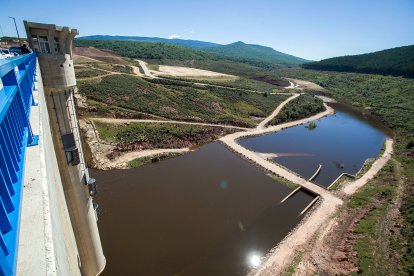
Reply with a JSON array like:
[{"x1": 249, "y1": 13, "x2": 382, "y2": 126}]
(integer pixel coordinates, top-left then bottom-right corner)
[{"x1": 0, "y1": 21, "x2": 104, "y2": 275}]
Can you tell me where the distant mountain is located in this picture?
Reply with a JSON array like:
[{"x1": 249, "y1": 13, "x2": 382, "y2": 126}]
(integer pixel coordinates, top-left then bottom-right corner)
[
  {"x1": 303, "y1": 45, "x2": 414, "y2": 78},
  {"x1": 203, "y1": 41, "x2": 310, "y2": 68},
  {"x1": 77, "y1": 35, "x2": 220, "y2": 48},
  {"x1": 75, "y1": 37, "x2": 309, "y2": 68}
]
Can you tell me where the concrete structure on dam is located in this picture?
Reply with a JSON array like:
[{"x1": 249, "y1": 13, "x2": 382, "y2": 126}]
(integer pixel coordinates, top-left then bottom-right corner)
[{"x1": 0, "y1": 21, "x2": 105, "y2": 275}]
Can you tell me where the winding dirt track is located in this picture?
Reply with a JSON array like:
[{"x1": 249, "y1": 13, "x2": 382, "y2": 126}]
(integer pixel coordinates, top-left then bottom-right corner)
[
  {"x1": 136, "y1": 60, "x2": 154, "y2": 78},
  {"x1": 257, "y1": 93, "x2": 300, "y2": 129},
  {"x1": 134, "y1": 59, "x2": 294, "y2": 96},
  {"x1": 89, "y1": 117, "x2": 250, "y2": 130}
]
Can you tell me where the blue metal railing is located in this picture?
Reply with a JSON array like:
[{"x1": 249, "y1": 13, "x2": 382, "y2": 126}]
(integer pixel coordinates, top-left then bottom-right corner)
[{"x1": 0, "y1": 53, "x2": 38, "y2": 275}]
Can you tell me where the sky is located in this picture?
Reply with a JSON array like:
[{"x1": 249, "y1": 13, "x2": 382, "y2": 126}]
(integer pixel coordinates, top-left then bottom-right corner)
[{"x1": 0, "y1": 0, "x2": 413, "y2": 60}]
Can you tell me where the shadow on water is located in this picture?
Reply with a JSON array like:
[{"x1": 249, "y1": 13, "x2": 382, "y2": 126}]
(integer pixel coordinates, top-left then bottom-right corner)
[
  {"x1": 239, "y1": 102, "x2": 390, "y2": 187},
  {"x1": 93, "y1": 142, "x2": 315, "y2": 275}
]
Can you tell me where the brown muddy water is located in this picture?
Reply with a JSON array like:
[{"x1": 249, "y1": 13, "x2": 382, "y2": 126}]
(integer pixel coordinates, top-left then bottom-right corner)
[
  {"x1": 93, "y1": 142, "x2": 315, "y2": 275},
  {"x1": 239, "y1": 103, "x2": 392, "y2": 187}
]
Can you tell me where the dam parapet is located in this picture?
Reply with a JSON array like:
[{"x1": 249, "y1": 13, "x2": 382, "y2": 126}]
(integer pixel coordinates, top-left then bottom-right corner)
[{"x1": 0, "y1": 21, "x2": 105, "y2": 275}]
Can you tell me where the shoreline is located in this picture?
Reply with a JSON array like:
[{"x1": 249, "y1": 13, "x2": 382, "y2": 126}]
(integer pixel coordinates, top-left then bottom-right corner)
[
  {"x1": 253, "y1": 138, "x2": 393, "y2": 275},
  {"x1": 80, "y1": 86, "x2": 394, "y2": 274},
  {"x1": 216, "y1": 103, "x2": 394, "y2": 275}
]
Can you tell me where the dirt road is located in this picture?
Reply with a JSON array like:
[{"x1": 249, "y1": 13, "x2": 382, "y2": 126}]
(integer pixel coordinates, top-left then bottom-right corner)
[
  {"x1": 89, "y1": 117, "x2": 250, "y2": 130},
  {"x1": 257, "y1": 93, "x2": 300, "y2": 129},
  {"x1": 136, "y1": 60, "x2": 155, "y2": 78},
  {"x1": 108, "y1": 148, "x2": 190, "y2": 169}
]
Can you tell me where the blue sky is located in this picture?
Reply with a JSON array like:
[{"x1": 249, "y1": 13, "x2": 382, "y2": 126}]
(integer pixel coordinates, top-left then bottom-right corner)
[{"x1": 0, "y1": 0, "x2": 413, "y2": 60}]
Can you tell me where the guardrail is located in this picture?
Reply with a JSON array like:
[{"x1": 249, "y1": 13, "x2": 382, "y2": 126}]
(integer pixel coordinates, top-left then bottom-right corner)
[{"x1": 0, "y1": 53, "x2": 38, "y2": 275}]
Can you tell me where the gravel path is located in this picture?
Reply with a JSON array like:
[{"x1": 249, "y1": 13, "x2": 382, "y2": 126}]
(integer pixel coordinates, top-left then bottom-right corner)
[
  {"x1": 89, "y1": 117, "x2": 250, "y2": 130},
  {"x1": 342, "y1": 139, "x2": 393, "y2": 195},
  {"x1": 109, "y1": 148, "x2": 190, "y2": 169},
  {"x1": 257, "y1": 93, "x2": 300, "y2": 129}
]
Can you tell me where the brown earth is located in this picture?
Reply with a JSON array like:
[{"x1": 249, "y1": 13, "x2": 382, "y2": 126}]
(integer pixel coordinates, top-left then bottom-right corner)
[
  {"x1": 286, "y1": 78, "x2": 326, "y2": 91},
  {"x1": 73, "y1": 46, "x2": 129, "y2": 64},
  {"x1": 293, "y1": 159, "x2": 405, "y2": 275},
  {"x1": 80, "y1": 118, "x2": 240, "y2": 170},
  {"x1": 252, "y1": 76, "x2": 290, "y2": 87}
]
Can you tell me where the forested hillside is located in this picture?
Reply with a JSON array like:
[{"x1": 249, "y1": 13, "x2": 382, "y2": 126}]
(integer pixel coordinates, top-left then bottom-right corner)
[
  {"x1": 78, "y1": 35, "x2": 220, "y2": 48},
  {"x1": 203, "y1": 41, "x2": 309, "y2": 68},
  {"x1": 74, "y1": 39, "x2": 308, "y2": 69},
  {"x1": 74, "y1": 39, "x2": 217, "y2": 61},
  {"x1": 303, "y1": 45, "x2": 414, "y2": 78}
]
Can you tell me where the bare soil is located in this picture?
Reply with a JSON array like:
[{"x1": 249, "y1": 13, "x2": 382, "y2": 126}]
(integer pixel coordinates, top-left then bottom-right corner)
[
  {"x1": 286, "y1": 78, "x2": 326, "y2": 91},
  {"x1": 73, "y1": 46, "x2": 129, "y2": 64},
  {"x1": 152, "y1": 64, "x2": 237, "y2": 79},
  {"x1": 292, "y1": 159, "x2": 405, "y2": 275},
  {"x1": 252, "y1": 76, "x2": 290, "y2": 87}
]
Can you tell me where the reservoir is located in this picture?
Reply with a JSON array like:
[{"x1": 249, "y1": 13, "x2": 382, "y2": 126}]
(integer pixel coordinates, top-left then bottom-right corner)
[
  {"x1": 239, "y1": 103, "x2": 391, "y2": 187},
  {"x1": 93, "y1": 142, "x2": 315, "y2": 275}
]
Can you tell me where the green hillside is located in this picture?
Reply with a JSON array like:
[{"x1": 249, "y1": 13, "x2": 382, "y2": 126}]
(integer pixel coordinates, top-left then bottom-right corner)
[
  {"x1": 203, "y1": 41, "x2": 309, "y2": 68},
  {"x1": 74, "y1": 39, "x2": 309, "y2": 69},
  {"x1": 78, "y1": 35, "x2": 220, "y2": 48},
  {"x1": 74, "y1": 39, "x2": 218, "y2": 61},
  {"x1": 303, "y1": 45, "x2": 414, "y2": 78}
]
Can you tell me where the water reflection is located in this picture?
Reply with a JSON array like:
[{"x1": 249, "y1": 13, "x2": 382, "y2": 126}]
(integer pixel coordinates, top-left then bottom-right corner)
[{"x1": 248, "y1": 252, "x2": 262, "y2": 268}]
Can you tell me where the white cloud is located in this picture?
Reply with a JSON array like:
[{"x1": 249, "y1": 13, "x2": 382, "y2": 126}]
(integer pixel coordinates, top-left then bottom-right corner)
[
  {"x1": 188, "y1": 30, "x2": 194, "y2": 34},
  {"x1": 168, "y1": 34, "x2": 180, "y2": 39}
]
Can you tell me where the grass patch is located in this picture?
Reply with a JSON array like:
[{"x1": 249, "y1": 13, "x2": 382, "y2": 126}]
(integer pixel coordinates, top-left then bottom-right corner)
[
  {"x1": 348, "y1": 183, "x2": 394, "y2": 209},
  {"x1": 344, "y1": 160, "x2": 404, "y2": 274},
  {"x1": 267, "y1": 173, "x2": 300, "y2": 189},
  {"x1": 94, "y1": 121, "x2": 236, "y2": 149},
  {"x1": 161, "y1": 75, "x2": 285, "y2": 93},
  {"x1": 284, "y1": 253, "x2": 302, "y2": 276},
  {"x1": 78, "y1": 74, "x2": 288, "y2": 127},
  {"x1": 354, "y1": 205, "x2": 389, "y2": 275},
  {"x1": 75, "y1": 67, "x2": 108, "y2": 78},
  {"x1": 269, "y1": 94, "x2": 325, "y2": 126},
  {"x1": 80, "y1": 99, "x2": 159, "y2": 119},
  {"x1": 74, "y1": 56, "x2": 101, "y2": 64},
  {"x1": 147, "y1": 64, "x2": 159, "y2": 71},
  {"x1": 127, "y1": 152, "x2": 183, "y2": 168},
  {"x1": 348, "y1": 161, "x2": 395, "y2": 209},
  {"x1": 92, "y1": 62, "x2": 133, "y2": 74}
]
